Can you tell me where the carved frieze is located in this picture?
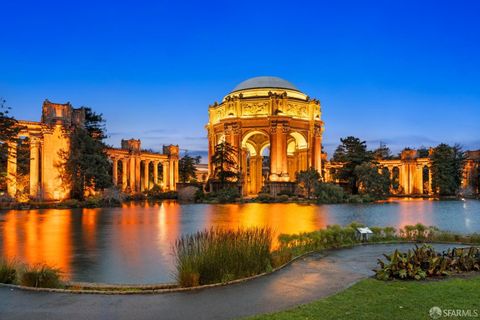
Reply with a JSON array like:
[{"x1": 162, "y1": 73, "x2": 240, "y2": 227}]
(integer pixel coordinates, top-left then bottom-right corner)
[
  {"x1": 241, "y1": 102, "x2": 269, "y2": 116},
  {"x1": 286, "y1": 102, "x2": 308, "y2": 118}
]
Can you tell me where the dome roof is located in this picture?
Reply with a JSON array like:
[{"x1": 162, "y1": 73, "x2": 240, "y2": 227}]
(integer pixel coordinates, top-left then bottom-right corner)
[{"x1": 232, "y1": 76, "x2": 300, "y2": 92}]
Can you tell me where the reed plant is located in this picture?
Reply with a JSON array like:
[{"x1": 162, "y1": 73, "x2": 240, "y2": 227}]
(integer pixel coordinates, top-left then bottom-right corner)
[
  {"x1": 174, "y1": 227, "x2": 273, "y2": 287},
  {"x1": 20, "y1": 264, "x2": 63, "y2": 288},
  {"x1": 0, "y1": 259, "x2": 17, "y2": 284}
]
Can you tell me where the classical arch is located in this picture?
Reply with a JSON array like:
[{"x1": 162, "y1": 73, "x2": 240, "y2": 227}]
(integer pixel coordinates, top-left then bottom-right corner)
[
  {"x1": 206, "y1": 76, "x2": 324, "y2": 195},
  {"x1": 242, "y1": 130, "x2": 270, "y2": 194}
]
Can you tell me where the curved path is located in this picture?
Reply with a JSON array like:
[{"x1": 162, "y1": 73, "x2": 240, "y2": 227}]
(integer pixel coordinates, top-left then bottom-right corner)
[{"x1": 0, "y1": 243, "x2": 462, "y2": 320}]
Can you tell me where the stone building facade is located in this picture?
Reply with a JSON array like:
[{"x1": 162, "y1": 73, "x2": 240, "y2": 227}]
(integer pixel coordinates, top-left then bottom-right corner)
[
  {"x1": 206, "y1": 76, "x2": 324, "y2": 195},
  {"x1": 4, "y1": 100, "x2": 179, "y2": 201},
  {"x1": 324, "y1": 149, "x2": 480, "y2": 196},
  {"x1": 5, "y1": 100, "x2": 84, "y2": 200},
  {"x1": 106, "y1": 140, "x2": 179, "y2": 192}
]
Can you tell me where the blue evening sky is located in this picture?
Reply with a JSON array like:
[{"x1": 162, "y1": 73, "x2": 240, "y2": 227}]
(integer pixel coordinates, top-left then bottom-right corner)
[{"x1": 1, "y1": 0, "x2": 479, "y2": 161}]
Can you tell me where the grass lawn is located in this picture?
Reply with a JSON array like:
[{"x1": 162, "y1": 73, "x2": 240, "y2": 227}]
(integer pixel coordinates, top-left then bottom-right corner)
[{"x1": 248, "y1": 276, "x2": 480, "y2": 320}]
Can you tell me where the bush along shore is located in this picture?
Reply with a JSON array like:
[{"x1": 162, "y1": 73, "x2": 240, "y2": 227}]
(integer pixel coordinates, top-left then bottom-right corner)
[
  {"x1": 1, "y1": 223, "x2": 480, "y2": 290},
  {"x1": 0, "y1": 186, "x2": 178, "y2": 210}
]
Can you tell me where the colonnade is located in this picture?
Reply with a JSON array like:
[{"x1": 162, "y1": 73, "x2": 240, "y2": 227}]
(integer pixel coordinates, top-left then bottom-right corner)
[
  {"x1": 109, "y1": 156, "x2": 177, "y2": 192},
  {"x1": 107, "y1": 142, "x2": 179, "y2": 192}
]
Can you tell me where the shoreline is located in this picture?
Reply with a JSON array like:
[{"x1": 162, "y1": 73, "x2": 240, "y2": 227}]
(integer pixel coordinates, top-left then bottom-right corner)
[
  {"x1": 0, "y1": 240, "x2": 476, "y2": 295},
  {"x1": 1, "y1": 195, "x2": 477, "y2": 211}
]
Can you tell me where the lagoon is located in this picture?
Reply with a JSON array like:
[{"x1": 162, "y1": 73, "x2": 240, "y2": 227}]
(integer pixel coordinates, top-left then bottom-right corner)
[{"x1": 0, "y1": 199, "x2": 479, "y2": 284}]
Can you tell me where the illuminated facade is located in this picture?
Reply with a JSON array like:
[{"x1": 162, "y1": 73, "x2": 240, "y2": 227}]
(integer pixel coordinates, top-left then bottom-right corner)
[
  {"x1": 106, "y1": 140, "x2": 179, "y2": 192},
  {"x1": 5, "y1": 100, "x2": 179, "y2": 201},
  {"x1": 206, "y1": 76, "x2": 324, "y2": 195},
  {"x1": 5, "y1": 100, "x2": 84, "y2": 200},
  {"x1": 324, "y1": 149, "x2": 480, "y2": 196}
]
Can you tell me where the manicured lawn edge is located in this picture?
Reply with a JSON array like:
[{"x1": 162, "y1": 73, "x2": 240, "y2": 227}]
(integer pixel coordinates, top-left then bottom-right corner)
[{"x1": 246, "y1": 275, "x2": 480, "y2": 320}]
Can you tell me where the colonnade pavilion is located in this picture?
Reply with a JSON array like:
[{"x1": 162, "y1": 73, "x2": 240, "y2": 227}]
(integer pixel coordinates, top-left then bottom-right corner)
[
  {"x1": 206, "y1": 76, "x2": 480, "y2": 196},
  {"x1": 3, "y1": 100, "x2": 179, "y2": 201}
]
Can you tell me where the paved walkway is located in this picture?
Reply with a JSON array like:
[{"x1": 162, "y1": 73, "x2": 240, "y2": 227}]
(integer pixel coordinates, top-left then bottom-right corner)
[{"x1": 0, "y1": 243, "x2": 462, "y2": 320}]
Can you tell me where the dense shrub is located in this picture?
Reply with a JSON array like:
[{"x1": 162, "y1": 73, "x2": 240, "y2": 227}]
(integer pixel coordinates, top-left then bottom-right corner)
[
  {"x1": 255, "y1": 193, "x2": 274, "y2": 203},
  {"x1": 215, "y1": 187, "x2": 240, "y2": 203},
  {"x1": 277, "y1": 224, "x2": 358, "y2": 255},
  {"x1": 57, "y1": 199, "x2": 81, "y2": 208},
  {"x1": 0, "y1": 259, "x2": 17, "y2": 284},
  {"x1": 277, "y1": 190, "x2": 294, "y2": 197},
  {"x1": 174, "y1": 227, "x2": 272, "y2": 286},
  {"x1": 315, "y1": 183, "x2": 346, "y2": 204},
  {"x1": 20, "y1": 264, "x2": 63, "y2": 288},
  {"x1": 375, "y1": 245, "x2": 480, "y2": 280},
  {"x1": 277, "y1": 194, "x2": 289, "y2": 202}
]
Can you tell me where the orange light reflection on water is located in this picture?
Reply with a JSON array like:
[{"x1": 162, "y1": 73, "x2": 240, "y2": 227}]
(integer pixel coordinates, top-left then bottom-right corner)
[
  {"x1": 2, "y1": 209, "x2": 72, "y2": 276},
  {"x1": 204, "y1": 203, "x2": 327, "y2": 247}
]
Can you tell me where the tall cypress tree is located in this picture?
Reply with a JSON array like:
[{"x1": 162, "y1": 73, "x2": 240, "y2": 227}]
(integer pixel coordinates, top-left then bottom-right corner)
[
  {"x1": 60, "y1": 107, "x2": 112, "y2": 200},
  {"x1": 178, "y1": 152, "x2": 201, "y2": 183},
  {"x1": 211, "y1": 141, "x2": 238, "y2": 186},
  {"x1": 430, "y1": 143, "x2": 466, "y2": 196},
  {"x1": 332, "y1": 136, "x2": 373, "y2": 194}
]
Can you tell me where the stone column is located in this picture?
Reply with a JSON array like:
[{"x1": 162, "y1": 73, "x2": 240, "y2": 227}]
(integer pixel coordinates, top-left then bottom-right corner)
[
  {"x1": 163, "y1": 161, "x2": 170, "y2": 190},
  {"x1": 153, "y1": 161, "x2": 158, "y2": 186},
  {"x1": 413, "y1": 165, "x2": 423, "y2": 194},
  {"x1": 29, "y1": 138, "x2": 40, "y2": 197},
  {"x1": 129, "y1": 157, "x2": 136, "y2": 191},
  {"x1": 7, "y1": 141, "x2": 17, "y2": 197},
  {"x1": 112, "y1": 158, "x2": 118, "y2": 186},
  {"x1": 428, "y1": 166, "x2": 432, "y2": 194},
  {"x1": 122, "y1": 159, "x2": 127, "y2": 190},
  {"x1": 269, "y1": 122, "x2": 289, "y2": 181},
  {"x1": 312, "y1": 126, "x2": 322, "y2": 177},
  {"x1": 143, "y1": 160, "x2": 150, "y2": 191},
  {"x1": 174, "y1": 159, "x2": 179, "y2": 190},
  {"x1": 169, "y1": 159, "x2": 175, "y2": 191},
  {"x1": 135, "y1": 157, "x2": 141, "y2": 192},
  {"x1": 249, "y1": 156, "x2": 257, "y2": 194}
]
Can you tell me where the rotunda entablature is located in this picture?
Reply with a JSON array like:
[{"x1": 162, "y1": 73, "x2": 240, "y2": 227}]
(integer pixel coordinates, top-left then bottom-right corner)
[{"x1": 208, "y1": 76, "x2": 321, "y2": 125}]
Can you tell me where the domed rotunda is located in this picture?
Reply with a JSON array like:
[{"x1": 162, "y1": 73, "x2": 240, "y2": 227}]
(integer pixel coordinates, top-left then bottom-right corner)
[{"x1": 206, "y1": 76, "x2": 324, "y2": 195}]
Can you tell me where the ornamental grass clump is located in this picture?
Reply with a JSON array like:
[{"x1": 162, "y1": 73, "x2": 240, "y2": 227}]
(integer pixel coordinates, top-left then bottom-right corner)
[
  {"x1": 20, "y1": 264, "x2": 63, "y2": 288},
  {"x1": 0, "y1": 259, "x2": 17, "y2": 284},
  {"x1": 174, "y1": 227, "x2": 273, "y2": 287}
]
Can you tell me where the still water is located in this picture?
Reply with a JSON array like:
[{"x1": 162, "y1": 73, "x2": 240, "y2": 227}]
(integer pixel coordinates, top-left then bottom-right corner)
[{"x1": 0, "y1": 199, "x2": 479, "y2": 284}]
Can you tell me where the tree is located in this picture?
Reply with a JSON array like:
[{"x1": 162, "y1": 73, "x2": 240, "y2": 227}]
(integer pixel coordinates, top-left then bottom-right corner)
[
  {"x1": 210, "y1": 141, "x2": 238, "y2": 185},
  {"x1": 296, "y1": 168, "x2": 320, "y2": 199},
  {"x1": 84, "y1": 107, "x2": 107, "y2": 140},
  {"x1": 354, "y1": 162, "x2": 391, "y2": 198},
  {"x1": 430, "y1": 143, "x2": 466, "y2": 196},
  {"x1": 179, "y1": 152, "x2": 201, "y2": 183},
  {"x1": 0, "y1": 99, "x2": 22, "y2": 192},
  {"x1": 373, "y1": 143, "x2": 392, "y2": 160},
  {"x1": 60, "y1": 107, "x2": 112, "y2": 200},
  {"x1": 332, "y1": 136, "x2": 373, "y2": 194},
  {"x1": 0, "y1": 98, "x2": 21, "y2": 143},
  {"x1": 417, "y1": 146, "x2": 430, "y2": 158}
]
